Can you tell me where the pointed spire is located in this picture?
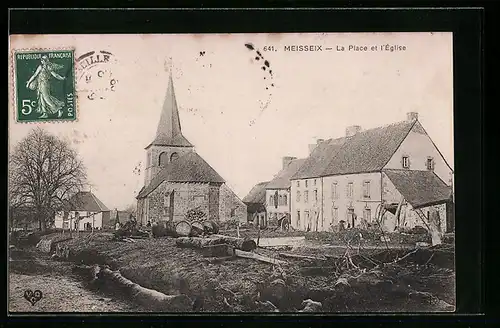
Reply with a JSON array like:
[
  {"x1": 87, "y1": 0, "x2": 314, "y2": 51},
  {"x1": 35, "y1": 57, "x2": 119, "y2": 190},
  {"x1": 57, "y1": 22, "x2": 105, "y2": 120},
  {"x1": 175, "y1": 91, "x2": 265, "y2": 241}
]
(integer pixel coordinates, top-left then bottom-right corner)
[{"x1": 147, "y1": 61, "x2": 193, "y2": 148}]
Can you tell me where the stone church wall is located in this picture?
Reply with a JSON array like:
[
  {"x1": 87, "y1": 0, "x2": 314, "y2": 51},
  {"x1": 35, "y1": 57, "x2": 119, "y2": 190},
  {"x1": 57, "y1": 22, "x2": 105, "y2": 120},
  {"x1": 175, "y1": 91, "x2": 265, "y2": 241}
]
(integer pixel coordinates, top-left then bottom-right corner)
[{"x1": 147, "y1": 181, "x2": 211, "y2": 222}]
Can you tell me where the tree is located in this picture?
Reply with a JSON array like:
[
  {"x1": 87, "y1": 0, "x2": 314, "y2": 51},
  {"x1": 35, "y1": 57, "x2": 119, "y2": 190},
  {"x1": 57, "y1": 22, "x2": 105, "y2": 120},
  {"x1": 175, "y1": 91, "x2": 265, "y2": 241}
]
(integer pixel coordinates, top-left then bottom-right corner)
[{"x1": 9, "y1": 127, "x2": 88, "y2": 231}]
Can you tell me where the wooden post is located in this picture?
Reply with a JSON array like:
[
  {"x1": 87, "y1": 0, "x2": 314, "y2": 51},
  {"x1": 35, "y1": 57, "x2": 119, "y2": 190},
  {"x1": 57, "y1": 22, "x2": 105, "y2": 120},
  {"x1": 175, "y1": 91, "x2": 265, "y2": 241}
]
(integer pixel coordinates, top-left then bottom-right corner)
[{"x1": 69, "y1": 215, "x2": 73, "y2": 238}]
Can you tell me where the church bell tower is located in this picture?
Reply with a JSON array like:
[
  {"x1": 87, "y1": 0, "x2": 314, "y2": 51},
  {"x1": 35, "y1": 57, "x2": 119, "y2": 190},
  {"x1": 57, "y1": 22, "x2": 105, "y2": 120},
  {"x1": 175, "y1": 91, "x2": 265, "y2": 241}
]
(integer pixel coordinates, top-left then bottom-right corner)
[{"x1": 144, "y1": 70, "x2": 194, "y2": 186}]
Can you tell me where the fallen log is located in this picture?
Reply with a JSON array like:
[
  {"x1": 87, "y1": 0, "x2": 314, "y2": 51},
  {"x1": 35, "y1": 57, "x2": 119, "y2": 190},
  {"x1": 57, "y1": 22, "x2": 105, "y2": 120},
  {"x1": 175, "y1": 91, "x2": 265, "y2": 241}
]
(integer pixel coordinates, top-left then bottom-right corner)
[
  {"x1": 98, "y1": 267, "x2": 193, "y2": 311},
  {"x1": 234, "y1": 249, "x2": 287, "y2": 265},
  {"x1": 202, "y1": 220, "x2": 219, "y2": 235},
  {"x1": 210, "y1": 234, "x2": 257, "y2": 252},
  {"x1": 175, "y1": 221, "x2": 192, "y2": 237},
  {"x1": 176, "y1": 237, "x2": 220, "y2": 249},
  {"x1": 176, "y1": 235, "x2": 256, "y2": 252},
  {"x1": 190, "y1": 221, "x2": 204, "y2": 237},
  {"x1": 278, "y1": 252, "x2": 327, "y2": 261},
  {"x1": 202, "y1": 244, "x2": 235, "y2": 258}
]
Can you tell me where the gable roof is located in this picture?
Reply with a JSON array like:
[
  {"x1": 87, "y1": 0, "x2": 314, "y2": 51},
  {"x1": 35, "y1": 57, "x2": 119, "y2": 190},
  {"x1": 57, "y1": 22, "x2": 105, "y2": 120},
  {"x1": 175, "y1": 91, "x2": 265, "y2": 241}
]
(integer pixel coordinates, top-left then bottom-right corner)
[
  {"x1": 66, "y1": 191, "x2": 110, "y2": 212},
  {"x1": 266, "y1": 158, "x2": 307, "y2": 189},
  {"x1": 242, "y1": 181, "x2": 270, "y2": 204},
  {"x1": 321, "y1": 120, "x2": 415, "y2": 177},
  {"x1": 384, "y1": 169, "x2": 452, "y2": 209},
  {"x1": 293, "y1": 119, "x2": 416, "y2": 179},
  {"x1": 137, "y1": 151, "x2": 225, "y2": 198},
  {"x1": 292, "y1": 138, "x2": 346, "y2": 180},
  {"x1": 147, "y1": 72, "x2": 193, "y2": 149}
]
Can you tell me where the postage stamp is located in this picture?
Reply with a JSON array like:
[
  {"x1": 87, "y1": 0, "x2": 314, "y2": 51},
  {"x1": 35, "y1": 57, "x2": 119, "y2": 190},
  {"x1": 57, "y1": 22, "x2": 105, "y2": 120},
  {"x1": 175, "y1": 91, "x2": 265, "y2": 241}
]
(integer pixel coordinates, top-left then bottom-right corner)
[{"x1": 14, "y1": 50, "x2": 76, "y2": 123}]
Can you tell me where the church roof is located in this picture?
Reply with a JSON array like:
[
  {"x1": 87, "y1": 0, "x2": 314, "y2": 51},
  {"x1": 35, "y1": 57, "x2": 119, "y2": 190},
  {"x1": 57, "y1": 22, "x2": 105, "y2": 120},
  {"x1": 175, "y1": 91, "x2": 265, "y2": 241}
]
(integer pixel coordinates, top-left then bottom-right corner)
[
  {"x1": 137, "y1": 152, "x2": 225, "y2": 198},
  {"x1": 146, "y1": 72, "x2": 193, "y2": 149}
]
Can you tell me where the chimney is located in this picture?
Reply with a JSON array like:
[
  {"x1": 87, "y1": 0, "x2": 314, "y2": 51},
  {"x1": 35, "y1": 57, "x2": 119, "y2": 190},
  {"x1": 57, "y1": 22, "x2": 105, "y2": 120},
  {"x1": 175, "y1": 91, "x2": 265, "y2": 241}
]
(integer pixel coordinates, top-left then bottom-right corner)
[
  {"x1": 282, "y1": 156, "x2": 297, "y2": 169},
  {"x1": 345, "y1": 125, "x2": 362, "y2": 137},
  {"x1": 317, "y1": 138, "x2": 325, "y2": 145},
  {"x1": 407, "y1": 112, "x2": 418, "y2": 122}
]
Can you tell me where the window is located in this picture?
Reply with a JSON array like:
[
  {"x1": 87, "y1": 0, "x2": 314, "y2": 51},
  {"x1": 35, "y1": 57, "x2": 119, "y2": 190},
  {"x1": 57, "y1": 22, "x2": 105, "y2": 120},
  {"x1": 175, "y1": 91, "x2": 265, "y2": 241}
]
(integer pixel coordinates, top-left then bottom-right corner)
[
  {"x1": 159, "y1": 152, "x2": 168, "y2": 166},
  {"x1": 279, "y1": 195, "x2": 283, "y2": 206},
  {"x1": 163, "y1": 193, "x2": 172, "y2": 216},
  {"x1": 363, "y1": 208, "x2": 371, "y2": 222},
  {"x1": 296, "y1": 191, "x2": 301, "y2": 202},
  {"x1": 305, "y1": 180, "x2": 308, "y2": 188},
  {"x1": 426, "y1": 157, "x2": 435, "y2": 171},
  {"x1": 332, "y1": 182, "x2": 338, "y2": 199},
  {"x1": 314, "y1": 179, "x2": 317, "y2": 186},
  {"x1": 402, "y1": 155, "x2": 410, "y2": 169},
  {"x1": 269, "y1": 195, "x2": 273, "y2": 206},
  {"x1": 296, "y1": 211, "x2": 301, "y2": 228},
  {"x1": 363, "y1": 181, "x2": 371, "y2": 198},
  {"x1": 297, "y1": 181, "x2": 300, "y2": 187},
  {"x1": 347, "y1": 182, "x2": 354, "y2": 198},
  {"x1": 284, "y1": 195, "x2": 288, "y2": 206},
  {"x1": 314, "y1": 190, "x2": 318, "y2": 202},
  {"x1": 332, "y1": 207, "x2": 339, "y2": 223},
  {"x1": 170, "y1": 152, "x2": 179, "y2": 162},
  {"x1": 304, "y1": 191, "x2": 309, "y2": 203}
]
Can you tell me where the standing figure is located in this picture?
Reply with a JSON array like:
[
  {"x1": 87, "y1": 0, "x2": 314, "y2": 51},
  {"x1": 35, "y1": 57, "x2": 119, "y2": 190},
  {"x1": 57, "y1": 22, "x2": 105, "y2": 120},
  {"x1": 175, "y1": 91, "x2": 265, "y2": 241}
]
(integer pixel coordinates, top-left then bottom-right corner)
[{"x1": 25, "y1": 55, "x2": 66, "y2": 118}]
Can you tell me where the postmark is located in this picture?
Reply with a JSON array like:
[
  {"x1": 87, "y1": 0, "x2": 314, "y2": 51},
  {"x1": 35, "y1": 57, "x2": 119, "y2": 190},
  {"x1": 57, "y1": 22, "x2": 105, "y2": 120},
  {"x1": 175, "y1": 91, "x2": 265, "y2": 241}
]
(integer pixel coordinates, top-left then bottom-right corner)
[
  {"x1": 76, "y1": 50, "x2": 119, "y2": 101},
  {"x1": 14, "y1": 50, "x2": 76, "y2": 123}
]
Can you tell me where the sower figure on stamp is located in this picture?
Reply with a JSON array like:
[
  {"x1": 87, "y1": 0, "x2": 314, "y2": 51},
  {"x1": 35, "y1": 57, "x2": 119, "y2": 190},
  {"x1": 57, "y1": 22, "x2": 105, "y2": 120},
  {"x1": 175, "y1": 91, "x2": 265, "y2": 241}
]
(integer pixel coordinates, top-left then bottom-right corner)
[{"x1": 25, "y1": 55, "x2": 66, "y2": 118}]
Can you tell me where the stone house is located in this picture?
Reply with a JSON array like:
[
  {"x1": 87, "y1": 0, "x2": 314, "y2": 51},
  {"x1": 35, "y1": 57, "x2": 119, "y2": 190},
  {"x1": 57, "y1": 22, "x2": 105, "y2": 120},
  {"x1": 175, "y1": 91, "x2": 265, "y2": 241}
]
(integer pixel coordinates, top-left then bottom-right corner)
[
  {"x1": 54, "y1": 191, "x2": 111, "y2": 231},
  {"x1": 265, "y1": 157, "x2": 306, "y2": 225},
  {"x1": 290, "y1": 112, "x2": 454, "y2": 233},
  {"x1": 136, "y1": 71, "x2": 246, "y2": 225},
  {"x1": 242, "y1": 181, "x2": 269, "y2": 227}
]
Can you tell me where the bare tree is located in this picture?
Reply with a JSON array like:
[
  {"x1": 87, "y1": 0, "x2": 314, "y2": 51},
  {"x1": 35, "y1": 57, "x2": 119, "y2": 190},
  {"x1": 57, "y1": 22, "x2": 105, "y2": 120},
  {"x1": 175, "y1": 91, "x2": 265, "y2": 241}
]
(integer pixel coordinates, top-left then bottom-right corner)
[{"x1": 9, "y1": 127, "x2": 88, "y2": 231}]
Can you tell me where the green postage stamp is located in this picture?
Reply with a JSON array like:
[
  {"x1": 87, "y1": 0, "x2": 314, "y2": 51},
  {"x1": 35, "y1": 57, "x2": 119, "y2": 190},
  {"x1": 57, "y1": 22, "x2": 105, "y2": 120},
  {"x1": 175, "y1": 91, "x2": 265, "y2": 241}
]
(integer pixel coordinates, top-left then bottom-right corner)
[{"x1": 14, "y1": 50, "x2": 76, "y2": 122}]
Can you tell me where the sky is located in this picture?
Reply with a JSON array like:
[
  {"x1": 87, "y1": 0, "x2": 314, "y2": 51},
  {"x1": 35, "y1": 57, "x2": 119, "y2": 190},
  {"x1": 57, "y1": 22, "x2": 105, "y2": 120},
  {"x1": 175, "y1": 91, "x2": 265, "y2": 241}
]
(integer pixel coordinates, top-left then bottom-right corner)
[{"x1": 9, "y1": 32, "x2": 454, "y2": 210}]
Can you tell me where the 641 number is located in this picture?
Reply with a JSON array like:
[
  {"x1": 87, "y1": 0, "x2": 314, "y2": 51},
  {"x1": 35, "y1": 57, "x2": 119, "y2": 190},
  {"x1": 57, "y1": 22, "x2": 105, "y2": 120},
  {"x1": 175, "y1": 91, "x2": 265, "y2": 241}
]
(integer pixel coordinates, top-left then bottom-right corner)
[
  {"x1": 263, "y1": 46, "x2": 276, "y2": 52},
  {"x1": 21, "y1": 99, "x2": 37, "y2": 115}
]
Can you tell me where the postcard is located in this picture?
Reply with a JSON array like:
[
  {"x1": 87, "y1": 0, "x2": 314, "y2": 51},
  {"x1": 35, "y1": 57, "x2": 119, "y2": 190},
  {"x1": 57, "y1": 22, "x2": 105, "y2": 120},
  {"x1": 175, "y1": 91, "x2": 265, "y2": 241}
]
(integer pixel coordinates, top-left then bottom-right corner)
[{"x1": 8, "y1": 32, "x2": 455, "y2": 313}]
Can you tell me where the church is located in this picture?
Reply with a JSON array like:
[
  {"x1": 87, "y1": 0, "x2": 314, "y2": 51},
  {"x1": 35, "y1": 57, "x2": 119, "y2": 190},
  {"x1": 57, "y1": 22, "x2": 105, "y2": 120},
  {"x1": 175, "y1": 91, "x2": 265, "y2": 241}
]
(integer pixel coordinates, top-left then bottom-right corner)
[{"x1": 136, "y1": 70, "x2": 246, "y2": 226}]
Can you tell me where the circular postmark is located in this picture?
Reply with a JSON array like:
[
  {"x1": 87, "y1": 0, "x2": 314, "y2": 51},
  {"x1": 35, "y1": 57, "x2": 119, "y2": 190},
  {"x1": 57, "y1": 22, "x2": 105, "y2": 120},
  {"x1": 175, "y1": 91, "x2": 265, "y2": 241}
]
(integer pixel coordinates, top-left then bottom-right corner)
[{"x1": 75, "y1": 50, "x2": 119, "y2": 101}]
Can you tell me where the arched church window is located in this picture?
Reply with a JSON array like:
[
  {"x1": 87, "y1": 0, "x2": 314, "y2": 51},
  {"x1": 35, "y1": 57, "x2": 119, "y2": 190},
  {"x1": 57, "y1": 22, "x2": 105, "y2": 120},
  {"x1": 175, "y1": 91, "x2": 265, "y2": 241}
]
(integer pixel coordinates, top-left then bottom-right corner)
[
  {"x1": 170, "y1": 152, "x2": 179, "y2": 162},
  {"x1": 159, "y1": 152, "x2": 168, "y2": 166}
]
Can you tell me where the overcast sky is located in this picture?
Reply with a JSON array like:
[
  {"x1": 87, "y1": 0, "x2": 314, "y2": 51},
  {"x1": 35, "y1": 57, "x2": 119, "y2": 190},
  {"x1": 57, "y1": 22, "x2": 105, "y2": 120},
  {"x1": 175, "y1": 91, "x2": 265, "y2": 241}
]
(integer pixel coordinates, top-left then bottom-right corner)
[{"x1": 9, "y1": 32, "x2": 454, "y2": 210}]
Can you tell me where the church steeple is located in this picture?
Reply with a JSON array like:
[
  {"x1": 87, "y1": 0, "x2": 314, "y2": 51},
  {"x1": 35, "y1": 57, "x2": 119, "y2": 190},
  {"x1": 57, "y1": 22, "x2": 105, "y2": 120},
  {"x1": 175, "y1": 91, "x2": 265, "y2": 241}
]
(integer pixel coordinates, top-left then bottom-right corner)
[
  {"x1": 143, "y1": 64, "x2": 194, "y2": 186},
  {"x1": 146, "y1": 69, "x2": 193, "y2": 149}
]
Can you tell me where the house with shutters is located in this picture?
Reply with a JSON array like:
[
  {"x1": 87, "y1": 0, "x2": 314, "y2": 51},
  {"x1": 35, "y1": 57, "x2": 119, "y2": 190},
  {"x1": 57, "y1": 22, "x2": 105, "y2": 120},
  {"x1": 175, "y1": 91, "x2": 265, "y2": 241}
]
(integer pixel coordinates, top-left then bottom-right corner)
[
  {"x1": 290, "y1": 112, "x2": 454, "y2": 233},
  {"x1": 136, "y1": 70, "x2": 246, "y2": 225},
  {"x1": 265, "y1": 157, "x2": 306, "y2": 225}
]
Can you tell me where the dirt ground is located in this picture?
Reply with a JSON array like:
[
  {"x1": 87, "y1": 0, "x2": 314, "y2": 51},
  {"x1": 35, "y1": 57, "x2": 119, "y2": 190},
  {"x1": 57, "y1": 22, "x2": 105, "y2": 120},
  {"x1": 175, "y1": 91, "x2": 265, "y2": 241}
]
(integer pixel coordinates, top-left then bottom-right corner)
[
  {"x1": 9, "y1": 273, "x2": 141, "y2": 312},
  {"x1": 10, "y1": 231, "x2": 456, "y2": 313}
]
